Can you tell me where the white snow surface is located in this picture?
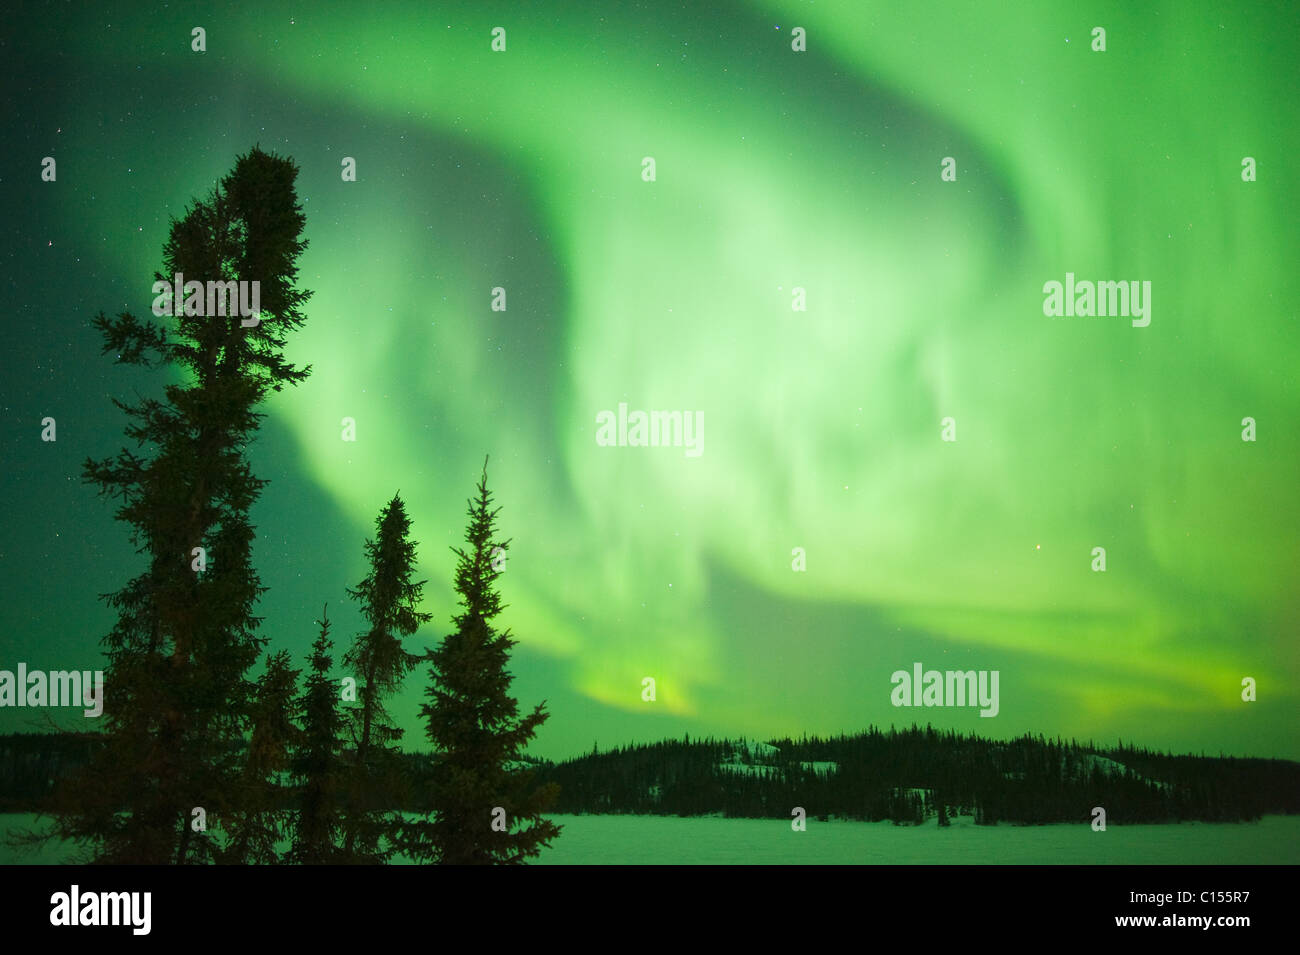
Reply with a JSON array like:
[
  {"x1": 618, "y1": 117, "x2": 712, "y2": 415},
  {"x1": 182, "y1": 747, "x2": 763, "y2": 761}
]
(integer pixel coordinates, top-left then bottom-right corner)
[
  {"x1": 4, "y1": 813, "x2": 1296, "y2": 865},
  {"x1": 526, "y1": 813, "x2": 1300, "y2": 865}
]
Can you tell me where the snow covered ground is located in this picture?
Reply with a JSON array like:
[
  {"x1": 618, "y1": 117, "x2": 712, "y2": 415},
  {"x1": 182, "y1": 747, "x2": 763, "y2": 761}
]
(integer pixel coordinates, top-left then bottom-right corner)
[
  {"x1": 3, "y1": 812, "x2": 1297, "y2": 865},
  {"x1": 528, "y1": 813, "x2": 1300, "y2": 865}
]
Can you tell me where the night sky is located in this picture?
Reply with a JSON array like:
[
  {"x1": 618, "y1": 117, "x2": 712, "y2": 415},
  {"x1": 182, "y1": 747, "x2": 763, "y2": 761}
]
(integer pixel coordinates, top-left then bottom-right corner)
[{"x1": 2, "y1": 1, "x2": 1296, "y2": 761}]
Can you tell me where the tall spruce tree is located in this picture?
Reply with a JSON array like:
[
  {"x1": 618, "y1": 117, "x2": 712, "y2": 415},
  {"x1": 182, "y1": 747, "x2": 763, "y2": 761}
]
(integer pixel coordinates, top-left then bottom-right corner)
[
  {"x1": 340, "y1": 494, "x2": 432, "y2": 862},
  {"x1": 402, "y1": 461, "x2": 561, "y2": 865},
  {"x1": 290, "y1": 606, "x2": 348, "y2": 864},
  {"x1": 48, "y1": 147, "x2": 311, "y2": 864}
]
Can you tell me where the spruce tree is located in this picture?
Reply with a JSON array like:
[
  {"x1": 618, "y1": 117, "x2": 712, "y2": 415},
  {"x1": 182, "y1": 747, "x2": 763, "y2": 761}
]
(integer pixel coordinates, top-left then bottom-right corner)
[
  {"x1": 290, "y1": 606, "x2": 348, "y2": 864},
  {"x1": 222, "y1": 650, "x2": 300, "y2": 864},
  {"x1": 402, "y1": 461, "x2": 561, "y2": 865},
  {"x1": 340, "y1": 494, "x2": 432, "y2": 862},
  {"x1": 48, "y1": 147, "x2": 311, "y2": 864}
]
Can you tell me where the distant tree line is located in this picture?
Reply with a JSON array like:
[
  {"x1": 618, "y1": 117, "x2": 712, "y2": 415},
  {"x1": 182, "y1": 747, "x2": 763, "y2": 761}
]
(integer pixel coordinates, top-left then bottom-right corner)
[
  {"x1": 532, "y1": 726, "x2": 1300, "y2": 825},
  {"x1": 13, "y1": 723, "x2": 1295, "y2": 828}
]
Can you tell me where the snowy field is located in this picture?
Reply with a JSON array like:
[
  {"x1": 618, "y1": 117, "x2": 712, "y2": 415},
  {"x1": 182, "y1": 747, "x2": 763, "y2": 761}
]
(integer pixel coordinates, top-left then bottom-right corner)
[
  {"x1": 3, "y1": 812, "x2": 1298, "y2": 865},
  {"x1": 529, "y1": 813, "x2": 1300, "y2": 865}
]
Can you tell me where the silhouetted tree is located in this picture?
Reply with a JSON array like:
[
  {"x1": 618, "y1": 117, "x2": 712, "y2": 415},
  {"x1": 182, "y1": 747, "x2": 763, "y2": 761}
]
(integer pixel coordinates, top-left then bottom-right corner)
[
  {"x1": 223, "y1": 650, "x2": 300, "y2": 863},
  {"x1": 48, "y1": 146, "x2": 311, "y2": 863},
  {"x1": 290, "y1": 606, "x2": 348, "y2": 864},
  {"x1": 340, "y1": 494, "x2": 431, "y2": 862},
  {"x1": 402, "y1": 460, "x2": 561, "y2": 864}
]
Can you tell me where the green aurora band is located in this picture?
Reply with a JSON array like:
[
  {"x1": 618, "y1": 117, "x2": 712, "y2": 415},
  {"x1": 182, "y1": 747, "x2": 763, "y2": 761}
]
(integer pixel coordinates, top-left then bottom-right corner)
[{"x1": 8, "y1": 0, "x2": 1298, "y2": 760}]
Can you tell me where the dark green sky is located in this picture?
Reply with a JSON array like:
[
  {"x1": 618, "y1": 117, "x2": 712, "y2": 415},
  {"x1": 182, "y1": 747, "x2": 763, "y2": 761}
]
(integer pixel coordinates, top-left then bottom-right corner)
[{"x1": 2, "y1": 1, "x2": 1296, "y2": 760}]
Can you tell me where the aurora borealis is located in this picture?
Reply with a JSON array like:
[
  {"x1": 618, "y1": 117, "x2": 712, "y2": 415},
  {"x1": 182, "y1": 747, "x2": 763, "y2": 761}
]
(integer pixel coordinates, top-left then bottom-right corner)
[{"x1": 2, "y1": 0, "x2": 1297, "y2": 763}]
